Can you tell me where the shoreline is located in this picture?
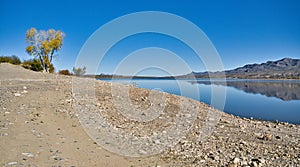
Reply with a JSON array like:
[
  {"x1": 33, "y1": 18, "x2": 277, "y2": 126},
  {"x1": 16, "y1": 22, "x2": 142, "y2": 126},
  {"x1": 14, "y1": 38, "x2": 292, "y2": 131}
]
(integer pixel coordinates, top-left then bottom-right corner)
[
  {"x1": 1, "y1": 63, "x2": 299, "y2": 166},
  {"x1": 87, "y1": 74, "x2": 300, "y2": 80}
]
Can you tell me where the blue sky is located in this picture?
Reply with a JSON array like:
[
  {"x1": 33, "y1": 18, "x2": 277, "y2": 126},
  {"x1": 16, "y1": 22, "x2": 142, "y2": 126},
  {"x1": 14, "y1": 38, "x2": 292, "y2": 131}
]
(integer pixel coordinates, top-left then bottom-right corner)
[{"x1": 1, "y1": 0, "x2": 300, "y2": 75}]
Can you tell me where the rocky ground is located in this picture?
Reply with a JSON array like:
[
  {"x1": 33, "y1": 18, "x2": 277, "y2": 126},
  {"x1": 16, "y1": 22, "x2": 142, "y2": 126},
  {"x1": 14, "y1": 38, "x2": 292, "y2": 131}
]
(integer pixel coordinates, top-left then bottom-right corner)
[{"x1": 0, "y1": 63, "x2": 299, "y2": 167}]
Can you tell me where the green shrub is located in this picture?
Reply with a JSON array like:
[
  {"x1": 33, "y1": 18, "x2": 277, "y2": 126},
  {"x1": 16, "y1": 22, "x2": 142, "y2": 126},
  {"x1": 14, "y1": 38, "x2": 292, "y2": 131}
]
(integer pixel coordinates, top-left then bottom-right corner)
[
  {"x1": 22, "y1": 59, "x2": 55, "y2": 73},
  {"x1": 22, "y1": 59, "x2": 43, "y2": 72},
  {"x1": 49, "y1": 63, "x2": 55, "y2": 73},
  {"x1": 59, "y1": 69, "x2": 72, "y2": 75},
  {"x1": 0, "y1": 55, "x2": 21, "y2": 65}
]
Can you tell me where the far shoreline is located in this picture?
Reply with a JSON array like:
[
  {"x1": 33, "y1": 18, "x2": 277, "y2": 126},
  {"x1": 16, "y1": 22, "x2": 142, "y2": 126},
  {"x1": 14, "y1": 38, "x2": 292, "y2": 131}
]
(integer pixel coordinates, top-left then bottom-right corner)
[{"x1": 87, "y1": 74, "x2": 300, "y2": 80}]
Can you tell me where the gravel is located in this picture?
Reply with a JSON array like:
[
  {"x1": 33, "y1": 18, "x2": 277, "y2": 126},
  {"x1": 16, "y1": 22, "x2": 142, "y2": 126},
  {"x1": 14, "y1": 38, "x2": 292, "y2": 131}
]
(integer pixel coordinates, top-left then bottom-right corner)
[{"x1": 1, "y1": 63, "x2": 299, "y2": 166}]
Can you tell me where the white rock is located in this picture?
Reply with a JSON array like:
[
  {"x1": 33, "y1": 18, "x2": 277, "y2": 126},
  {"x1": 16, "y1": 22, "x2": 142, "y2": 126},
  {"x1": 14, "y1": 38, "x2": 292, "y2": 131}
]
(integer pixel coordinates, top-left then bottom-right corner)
[
  {"x1": 233, "y1": 157, "x2": 240, "y2": 164},
  {"x1": 66, "y1": 99, "x2": 72, "y2": 103},
  {"x1": 154, "y1": 140, "x2": 161, "y2": 144},
  {"x1": 14, "y1": 93, "x2": 21, "y2": 97},
  {"x1": 7, "y1": 162, "x2": 18, "y2": 165},
  {"x1": 259, "y1": 158, "x2": 266, "y2": 164},
  {"x1": 138, "y1": 149, "x2": 147, "y2": 155},
  {"x1": 22, "y1": 152, "x2": 34, "y2": 157},
  {"x1": 0, "y1": 133, "x2": 8, "y2": 136}
]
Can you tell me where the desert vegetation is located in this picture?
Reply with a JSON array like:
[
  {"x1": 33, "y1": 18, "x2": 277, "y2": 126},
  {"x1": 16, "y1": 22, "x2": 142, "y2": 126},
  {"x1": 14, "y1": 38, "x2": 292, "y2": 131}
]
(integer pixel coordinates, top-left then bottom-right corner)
[{"x1": 0, "y1": 55, "x2": 21, "y2": 65}]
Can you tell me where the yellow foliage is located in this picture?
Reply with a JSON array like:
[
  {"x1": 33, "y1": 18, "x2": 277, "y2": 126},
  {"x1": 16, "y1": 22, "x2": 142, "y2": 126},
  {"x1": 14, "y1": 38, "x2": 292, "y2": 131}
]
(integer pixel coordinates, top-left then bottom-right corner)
[
  {"x1": 48, "y1": 29, "x2": 55, "y2": 34},
  {"x1": 26, "y1": 28, "x2": 37, "y2": 39},
  {"x1": 25, "y1": 27, "x2": 65, "y2": 73},
  {"x1": 26, "y1": 46, "x2": 34, "y2": 54}
]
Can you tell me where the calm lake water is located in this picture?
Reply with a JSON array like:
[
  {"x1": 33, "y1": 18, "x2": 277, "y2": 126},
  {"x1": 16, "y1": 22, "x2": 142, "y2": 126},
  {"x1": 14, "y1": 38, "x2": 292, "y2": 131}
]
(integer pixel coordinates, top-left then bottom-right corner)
[{"x1": 98, "y1": 78, "x2": 300, "y2": 124}]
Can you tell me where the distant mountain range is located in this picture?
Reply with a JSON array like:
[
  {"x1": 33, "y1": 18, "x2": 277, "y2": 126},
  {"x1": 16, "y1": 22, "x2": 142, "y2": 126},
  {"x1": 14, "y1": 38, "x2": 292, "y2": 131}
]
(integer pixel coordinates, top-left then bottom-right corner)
[
  {"x1": 189, "y1": 80, "x2": 300, "y2": 101},
  {"x1": 94, "y1": 58, "x2": 300, "y2": 79},
  {"x1": 183, "y1": 58, "x2": 300, "y2": 79}
]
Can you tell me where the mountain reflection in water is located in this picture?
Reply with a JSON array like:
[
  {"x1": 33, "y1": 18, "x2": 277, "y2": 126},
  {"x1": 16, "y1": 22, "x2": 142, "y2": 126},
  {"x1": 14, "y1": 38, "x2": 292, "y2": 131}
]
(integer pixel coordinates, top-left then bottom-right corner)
[{"x1": 189, "y1": 79, "x2": 300, "y2": 101}]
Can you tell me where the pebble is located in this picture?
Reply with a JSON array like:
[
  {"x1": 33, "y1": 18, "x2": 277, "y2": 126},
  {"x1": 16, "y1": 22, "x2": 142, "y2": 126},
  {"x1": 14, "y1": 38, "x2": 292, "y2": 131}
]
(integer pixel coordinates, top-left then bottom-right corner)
[
  {"x1": 138, "y1": 150, "x2": 147, "y2": 155},
  {"x1": 0, "y1": 133, "x2": 8, "y2": 136},
  {"x1": 7, "y1": 162, "x2": 18, "y2": 165},
  {"x1": 54, "y1": 156, "x2": 63, "y2": 161},
  {"x1": 14, "y1": 93, "x2": 21, "y2": 97},
  {"x1": 258, "y1": 158, "x2": 266, "y2": 164},
  {"x1": 22, "y1": 152, "x2": 34, "y2": 157},
  {"x1": 224, "y1": 120, "x2": 231, "y2": 124},
  {"x1": 214, "y1": 155, "x2": 220, "y2": 161},
  {"x1": 233, "y1": 157, "x2": 240, "y2": 164},
  {"x1": 264, "y1": 133, "x2": 272, "y2": 140}
]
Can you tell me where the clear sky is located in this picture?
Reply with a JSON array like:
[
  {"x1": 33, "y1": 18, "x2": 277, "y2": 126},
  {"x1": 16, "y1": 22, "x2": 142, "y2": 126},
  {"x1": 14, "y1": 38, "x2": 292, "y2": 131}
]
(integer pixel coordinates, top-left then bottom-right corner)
[{"x1": 1, "y1": 0, "x2": 300, "y2": 75}]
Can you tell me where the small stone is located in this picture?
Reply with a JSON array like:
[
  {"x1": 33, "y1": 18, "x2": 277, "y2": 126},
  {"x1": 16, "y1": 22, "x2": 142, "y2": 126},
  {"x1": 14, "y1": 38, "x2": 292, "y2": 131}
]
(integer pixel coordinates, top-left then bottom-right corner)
[
  {"x1": 241, "y1": 160, "x2": 248, "y2": 165},
  {"x1": 138, "y1": 150, "x2": 147, "y2": 155},
  {"x1": 66, "y1": 99, "x2": 72, "y2": 103},
  {"x1": 233, "y1": 157, "x2": 240, "y2": 164},
  {"x1": 228, "y1": 163, "x2": 236, "y2": 167},
  {"x1": 154, "y1": 140, "x2": 160, "y2": 144},
  {"x1": 240, "y1": 140, "x2": 247, "y2": 145},
  {"x1": 259, "y1": 158, "x2": 266, "y2": 164},
  {"x1": 7, "y1": 162, "x2": 18, "y2": 165},
  {"x1": 23, "y1": 86, "x2": 27, "y2": 90},
  {"x1": 255, "y1": 133, "x2": 264, "y2": 140},
  {"x1": 22, "y1": 152, "x2": 34, "y2": 157},
  {"x1": 116, "y1": 125, "x2": 122, "y2": 128},
  {"x1": 185, "y1": 114, "x2": 191, "y2": 118},
  {"x1": 264, "y1": 133, "x2": 272, "y2": 140},
  {"x1": 14, "y1": 93, "x2": 21, "y2": 97},
  {"x1": 0, "y1": 133, "x2": 8, "y2": 136},
  {"x1": 252, "y1": 161, "x2": 258, "y2": 167},
  {"x1": 224, "y1": 120, "x2": 231, "y2": 124}
]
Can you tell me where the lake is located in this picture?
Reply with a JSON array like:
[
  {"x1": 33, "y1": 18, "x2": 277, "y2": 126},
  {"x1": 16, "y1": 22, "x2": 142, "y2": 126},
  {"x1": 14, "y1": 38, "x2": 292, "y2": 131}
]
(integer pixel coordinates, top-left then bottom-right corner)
[{"x1": 98, "y1": 78, "x2": 300, "y2": 124}]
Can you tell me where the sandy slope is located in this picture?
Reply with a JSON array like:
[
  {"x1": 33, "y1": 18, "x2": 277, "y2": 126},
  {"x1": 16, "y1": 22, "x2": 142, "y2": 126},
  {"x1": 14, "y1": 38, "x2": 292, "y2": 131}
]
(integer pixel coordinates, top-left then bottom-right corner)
[
  {"x1": 0, "y1": 63, "x2": 299, "y2": 166},
  {"x1": 0, "y1": 64, "x2": 159, "y2": 166}
]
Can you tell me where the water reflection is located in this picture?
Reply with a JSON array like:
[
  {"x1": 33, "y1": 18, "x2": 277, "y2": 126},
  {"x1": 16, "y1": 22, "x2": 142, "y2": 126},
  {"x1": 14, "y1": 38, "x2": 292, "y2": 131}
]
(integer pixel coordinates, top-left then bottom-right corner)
[{"x1": 189, "y1": 79, "x2": 300, "y2": 101}]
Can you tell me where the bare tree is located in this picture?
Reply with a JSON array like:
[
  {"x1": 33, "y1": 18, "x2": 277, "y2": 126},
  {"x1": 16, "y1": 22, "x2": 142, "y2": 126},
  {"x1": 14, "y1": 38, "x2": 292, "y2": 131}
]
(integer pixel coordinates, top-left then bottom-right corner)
[{"x1": 72, "y1": 66, "x2": 86, "y2": 76}]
